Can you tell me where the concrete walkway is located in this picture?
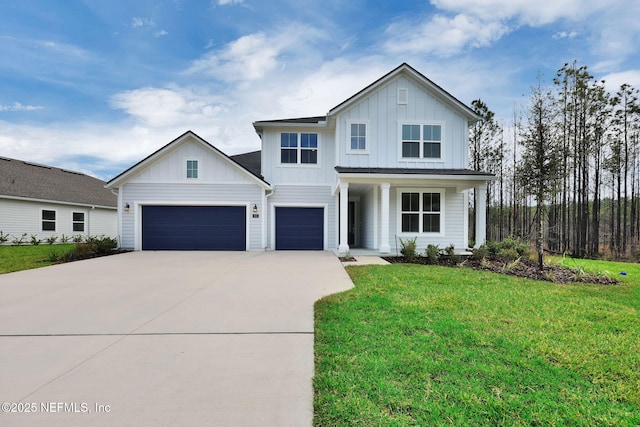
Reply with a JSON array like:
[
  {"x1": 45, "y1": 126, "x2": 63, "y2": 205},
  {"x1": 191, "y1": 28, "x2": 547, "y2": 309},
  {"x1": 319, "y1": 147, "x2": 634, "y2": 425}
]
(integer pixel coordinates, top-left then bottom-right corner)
[{"x1": 0, "y1": 251, "x2": 353, "y2": 426}]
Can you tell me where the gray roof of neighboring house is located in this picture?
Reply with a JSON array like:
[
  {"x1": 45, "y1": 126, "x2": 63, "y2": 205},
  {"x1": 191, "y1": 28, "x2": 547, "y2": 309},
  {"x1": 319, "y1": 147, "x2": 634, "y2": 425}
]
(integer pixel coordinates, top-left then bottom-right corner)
[
  {"x1": 335, "y1": 166, "x2": 495, "y2": 177},
  {"x1": 0, "y1": 156, "x2": 116, "y2": 208},
  {"x1": 230, "y1": 150, "x2": 262, "y2": 177}
]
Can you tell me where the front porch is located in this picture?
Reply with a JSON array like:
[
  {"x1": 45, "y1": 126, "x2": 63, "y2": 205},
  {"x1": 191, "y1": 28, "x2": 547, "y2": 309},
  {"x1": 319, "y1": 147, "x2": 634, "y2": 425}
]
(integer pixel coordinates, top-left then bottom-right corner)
[{"x1": 334, "y1": 168, "x2": 493, "y2": 256}]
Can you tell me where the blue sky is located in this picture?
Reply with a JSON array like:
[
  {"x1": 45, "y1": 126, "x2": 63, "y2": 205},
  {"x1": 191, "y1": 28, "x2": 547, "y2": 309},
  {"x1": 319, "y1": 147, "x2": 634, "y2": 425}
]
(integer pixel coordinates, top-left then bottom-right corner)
[{"x1": 1, "y1": 0, "x2": 639, "y2": 180}]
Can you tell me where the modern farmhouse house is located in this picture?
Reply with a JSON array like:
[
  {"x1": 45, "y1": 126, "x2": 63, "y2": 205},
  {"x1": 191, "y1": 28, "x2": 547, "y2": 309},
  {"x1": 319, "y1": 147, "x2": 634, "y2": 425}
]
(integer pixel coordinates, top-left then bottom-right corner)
[{"x1": 106, "y1": 63, "x2": 494, "y2": 253}]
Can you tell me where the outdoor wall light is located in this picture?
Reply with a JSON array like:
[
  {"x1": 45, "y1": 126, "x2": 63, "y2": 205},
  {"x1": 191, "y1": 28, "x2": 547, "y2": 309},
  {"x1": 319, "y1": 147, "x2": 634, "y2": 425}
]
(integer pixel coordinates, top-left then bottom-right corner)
[
  {"x1": 124, "y1": 203, "x2": 131, "y2": 212},
  {"x1": 252, "y1": 204, "x2": 259, "y2": 218}
]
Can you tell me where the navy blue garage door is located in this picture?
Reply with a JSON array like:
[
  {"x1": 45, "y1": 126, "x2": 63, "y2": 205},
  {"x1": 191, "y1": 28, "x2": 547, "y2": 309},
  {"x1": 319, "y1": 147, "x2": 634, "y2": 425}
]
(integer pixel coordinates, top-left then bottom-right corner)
[
  {"x1": 142, "y1": 205, "x2": 246, "y2": 250},
  {"x1": 275, "y1": 207, "x2": 324, "y2": 250}
]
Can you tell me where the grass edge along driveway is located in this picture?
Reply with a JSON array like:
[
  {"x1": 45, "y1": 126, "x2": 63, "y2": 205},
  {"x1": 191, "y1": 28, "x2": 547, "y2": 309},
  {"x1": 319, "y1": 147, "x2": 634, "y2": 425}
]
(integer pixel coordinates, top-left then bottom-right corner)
[{"x1": 314, "y1": 261, "x2": 640, "y2": 426}]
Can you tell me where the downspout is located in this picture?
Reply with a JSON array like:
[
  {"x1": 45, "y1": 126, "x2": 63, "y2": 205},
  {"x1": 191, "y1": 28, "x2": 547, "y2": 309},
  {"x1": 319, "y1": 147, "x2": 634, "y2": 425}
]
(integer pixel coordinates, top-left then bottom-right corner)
[{"x1": 264, "y1": 188, "x2": 274, "y2": 250}]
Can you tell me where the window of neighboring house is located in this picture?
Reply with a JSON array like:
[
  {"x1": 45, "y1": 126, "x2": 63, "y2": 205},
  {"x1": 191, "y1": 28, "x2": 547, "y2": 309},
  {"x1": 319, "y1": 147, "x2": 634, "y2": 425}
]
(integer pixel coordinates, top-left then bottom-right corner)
[
  {"x1": 42, "y1": 210, "x2": 56, "y2": 231},
  {"x1": 186, "y1": 160, "x2": 198, "y2": 179},
  {"x1": 350, "y1": 123, "x2": 367, "y2": 150},
  {"x1": 400, "y1": 191, "x2": 442, "y2": 233},
  {"x1": 72, "y1": 212, "x2": 85, "y2": 232},
  {"x1": 401, "y1": 124, "x2": 442, "y2": 159},
  {"x1": 280, "y1": 132, "x2": 318, "y2": 165}
]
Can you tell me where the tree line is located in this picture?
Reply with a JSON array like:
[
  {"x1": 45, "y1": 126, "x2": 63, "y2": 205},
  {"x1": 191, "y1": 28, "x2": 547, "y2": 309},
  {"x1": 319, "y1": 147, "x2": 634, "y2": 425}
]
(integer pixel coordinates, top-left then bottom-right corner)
[{"x1": 471, "y1": 60, "x2": 640, "y2": 261}]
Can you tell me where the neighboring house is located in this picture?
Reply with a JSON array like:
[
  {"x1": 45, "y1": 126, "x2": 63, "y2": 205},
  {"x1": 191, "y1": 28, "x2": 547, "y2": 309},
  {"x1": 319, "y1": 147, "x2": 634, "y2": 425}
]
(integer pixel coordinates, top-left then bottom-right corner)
[
  {"x1": 106, "y1": 63, "x2": 493, "y2": 253},
  {"x1": 0, "y1": 156, "x2": 117, "y2": 243}
]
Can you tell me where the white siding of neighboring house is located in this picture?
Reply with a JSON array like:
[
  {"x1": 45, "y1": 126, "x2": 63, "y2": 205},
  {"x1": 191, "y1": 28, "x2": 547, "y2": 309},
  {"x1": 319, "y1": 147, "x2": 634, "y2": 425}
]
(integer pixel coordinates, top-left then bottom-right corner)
[
  {"x1": 0, "y1": 198, "x2": 116, "y2": 244},
  {"x1": 387, "y1": 186, "x2": 467, "y2": 254},
  {"x1": 266, "y1": 185, "x2": 336, "y2": 250},
  {"x1": 335, "y1": 74, "x2": 470, "y2": 170},
  {"x1": 119, "y1": 182, "x2": 264, "y2": 250},
  {"x1": 260, "y1": 127, "x2": 336, "y2": 185}
]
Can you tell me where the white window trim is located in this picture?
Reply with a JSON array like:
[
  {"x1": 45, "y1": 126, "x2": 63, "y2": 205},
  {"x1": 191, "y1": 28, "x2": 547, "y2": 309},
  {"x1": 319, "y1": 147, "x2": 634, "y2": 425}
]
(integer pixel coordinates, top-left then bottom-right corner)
[
  {"x1": 41, "y1": 208, "x2": 57, "y2": 232},
  {"x1": 397, "y1": 121, "x2": 445, "y2": 163},
  {"x1": 184, "y1": 158, "x2": 201, "y2": 180},
  {"x1": 346, "y1": 120, "x2": 370, "y2": 154},
  {"x1": 396, "y1": 188, "x2": 445, "y2": 237},
  {"x1": 71, "y1": 211, "x2": 86, "y2": 233},
  {"x1": 278, "y1": 132, "x2": 321, "y2": 168}
]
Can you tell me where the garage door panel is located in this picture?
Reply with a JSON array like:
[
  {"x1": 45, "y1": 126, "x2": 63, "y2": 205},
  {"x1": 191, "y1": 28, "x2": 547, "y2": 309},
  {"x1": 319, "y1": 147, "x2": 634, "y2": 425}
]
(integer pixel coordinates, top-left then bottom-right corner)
[
  {"x1": 143, "y1": 206, "x2": 246, "y2": 250},
  {"x1": 275, "y1": 207, "x2": 323, "y2": 250}
]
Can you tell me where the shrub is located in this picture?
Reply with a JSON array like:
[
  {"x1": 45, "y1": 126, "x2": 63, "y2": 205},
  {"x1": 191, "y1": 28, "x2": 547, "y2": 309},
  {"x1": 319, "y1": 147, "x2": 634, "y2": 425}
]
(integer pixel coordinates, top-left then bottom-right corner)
[
  {"x1": 471, "y1": 245, "x2": 489, "y2": 260},
  {"x1": 485, "y1": 237, "x2": 530, "y2": 260},
  {"x1": 30, "y1": 235, "x2": 43, "y2": 245},
  {"x1": 444, "y1": 244, "x2": 460, "y2": 265},
  {"x1": 399, "y1": 237, "x2": 418, "y2": 263},
  {"x1": 60, "y1": 234, "x2": 71, "y2": 243},
  {"x1": 424, "y1": 244, "x2": 440, "y2": 264},
  {"x1": 498, "y1": 248, "x2": 520, "y2": 262},
  {"x1": 12, "y1": 233, "x2": 27, "y2": 246},
  {"x1": 72, "y1": 234, "x2": 84, "y2": 243},
  {"x1": 45, "y1": 235, "x2": 58, "y2": 245},
  {"x1": 57, "y1": 243, "x2": 96, "y2": 262},
  {"x1": 93, "y1": 235, "x2": 117, "y2": 254},
  {"x1": 0, "y1": 230, "x2": 9, "y2": 244}
]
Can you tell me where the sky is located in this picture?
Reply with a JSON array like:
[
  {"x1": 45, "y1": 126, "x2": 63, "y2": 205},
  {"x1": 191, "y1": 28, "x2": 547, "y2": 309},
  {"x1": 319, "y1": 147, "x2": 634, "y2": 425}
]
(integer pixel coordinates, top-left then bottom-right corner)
[{"x1": 1, "y1": 0, "x2": 639, "y2": 181}]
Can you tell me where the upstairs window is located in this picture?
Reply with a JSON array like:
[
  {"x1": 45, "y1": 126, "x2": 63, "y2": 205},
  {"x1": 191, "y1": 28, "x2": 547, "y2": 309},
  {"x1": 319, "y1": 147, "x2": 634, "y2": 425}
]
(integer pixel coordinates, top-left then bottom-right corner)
[
  {"x1": 280, "y1": 132, "x2": 318, "y2": 165},
  {"x1": 73, "y1": 212, "x2": 85, "y2": 232},
  {"x1": 401, "y1": 124, "x2": 442, "y2": 159},
  {"x1": 42, "y1": 210, "x2": 56, "y2": 231},
  {"x1": 350, "y1": 123, "x2": 367, "y2": 150},
  {"x1": 186, "y1": 160, "x2": 198, "y2": 178}
]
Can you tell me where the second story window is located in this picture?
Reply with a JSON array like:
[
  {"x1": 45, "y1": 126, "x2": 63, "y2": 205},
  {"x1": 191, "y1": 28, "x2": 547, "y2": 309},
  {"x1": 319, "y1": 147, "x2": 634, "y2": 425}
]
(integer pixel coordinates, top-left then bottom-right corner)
[
  {"x1": 350, "y1": 123, "x2": 366, "y2": 150},
  {"x1": 186, "y1": 160, "x2": 198, "y2": 178},
  {"x1": 281, "y1": 132, "x2": 318, "y2": 165},
  {"x1": 401, "y1": 124, "x2": 442, "y2": 159}
]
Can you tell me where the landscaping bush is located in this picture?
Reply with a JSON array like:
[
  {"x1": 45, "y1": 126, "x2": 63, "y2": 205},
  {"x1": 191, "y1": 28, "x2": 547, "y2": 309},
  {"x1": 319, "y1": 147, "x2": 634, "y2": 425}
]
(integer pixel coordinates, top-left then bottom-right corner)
[
  {"x1": 399, "y1": 237, "x2": 418, "y2": 263},
  {"x1": 424, "y1": 244, "x2": 440, "y2": 264},
  {"x1": 471, "y1": 245, "x2": 488, "y2": 260},
  {"x1": 93, "y1": 236, "x2": 118, "y2": 254},
  {"x1": 485, "y1": 237, "x2": 530, "y2": 260},
  {"x1": 443, "y1": 243, "x2": 460, "y2": 265}
]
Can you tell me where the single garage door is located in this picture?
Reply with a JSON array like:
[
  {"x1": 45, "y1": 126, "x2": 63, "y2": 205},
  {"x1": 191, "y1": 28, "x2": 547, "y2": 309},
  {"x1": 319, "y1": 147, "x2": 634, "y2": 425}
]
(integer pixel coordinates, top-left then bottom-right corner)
[
  {"x1": 142, "y1": 205, "x2": 246, "y2": 250},
  {"x1": 275, "y1": 207, "x2": 324, "y2": 250}
]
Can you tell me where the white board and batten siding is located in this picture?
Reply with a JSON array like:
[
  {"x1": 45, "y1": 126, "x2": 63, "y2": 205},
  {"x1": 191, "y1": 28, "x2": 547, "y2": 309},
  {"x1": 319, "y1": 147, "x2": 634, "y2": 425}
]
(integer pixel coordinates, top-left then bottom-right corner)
[
  {"x1": 336, "y1": 74, "x2": 470, "y2": 170},
  {"x1": 267, "y1": 185, "x2": 336, "y2": 250},
  {"x1": 260, "y1": 127, "x2": 336, "y2": 185},
  {"x1": 0, "y1": 198, "x2": 116, "y2": 243}
]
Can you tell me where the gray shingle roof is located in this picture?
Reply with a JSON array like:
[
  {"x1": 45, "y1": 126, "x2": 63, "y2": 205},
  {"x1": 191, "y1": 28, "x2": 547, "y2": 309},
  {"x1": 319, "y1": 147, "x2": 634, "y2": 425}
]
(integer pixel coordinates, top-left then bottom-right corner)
[
  {"x1": 0, "y1": 156, "x2": 116, "y2": 207},
  {"x1": 230, "y1": 150, "x2": 262, "y2": 177},
  {"x1": 252, "y1": 116, "x2": 327, "y2": 125}
]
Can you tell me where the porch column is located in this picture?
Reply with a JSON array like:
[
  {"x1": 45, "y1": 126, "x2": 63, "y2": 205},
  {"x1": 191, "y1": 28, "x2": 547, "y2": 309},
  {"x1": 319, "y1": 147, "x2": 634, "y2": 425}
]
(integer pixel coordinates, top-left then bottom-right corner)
[
  {"x1": 379, "y1": 183, "x2": 391, "y2": 254},
  {"x1": 475, "y1": 183, "x2": 487, "y2": 247},
  {"x1": 338, "y1": 182, "x2": 350, "y2": 254}
]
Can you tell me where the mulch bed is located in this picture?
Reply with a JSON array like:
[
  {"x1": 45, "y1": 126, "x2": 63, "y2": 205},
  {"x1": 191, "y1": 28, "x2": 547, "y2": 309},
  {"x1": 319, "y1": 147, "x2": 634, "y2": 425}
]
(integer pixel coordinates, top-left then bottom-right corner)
[{"x1": 382, "y1": 256, "x2": 619, "y2": 285}]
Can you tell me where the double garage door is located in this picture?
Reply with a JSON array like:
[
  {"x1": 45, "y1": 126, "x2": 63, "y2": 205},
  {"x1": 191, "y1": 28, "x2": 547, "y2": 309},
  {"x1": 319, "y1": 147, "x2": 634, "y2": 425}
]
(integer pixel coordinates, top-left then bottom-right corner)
[
  {"x1": 141, "y1": 205, "x2": 324, "y2": 250},
  {"x1": 142, "y1": 206, "x2": 246, "y2": 250}
]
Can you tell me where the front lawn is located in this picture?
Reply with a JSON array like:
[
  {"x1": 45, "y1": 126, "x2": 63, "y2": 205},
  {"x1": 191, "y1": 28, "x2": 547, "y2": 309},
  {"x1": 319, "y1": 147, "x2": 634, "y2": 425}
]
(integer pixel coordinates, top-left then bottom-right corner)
[
  {"x1": 0, "y1": 244, "x2": 76, "y2": 274},
  {"x1": 314, "y1": 263, "x2": 640, "y2": 426}
]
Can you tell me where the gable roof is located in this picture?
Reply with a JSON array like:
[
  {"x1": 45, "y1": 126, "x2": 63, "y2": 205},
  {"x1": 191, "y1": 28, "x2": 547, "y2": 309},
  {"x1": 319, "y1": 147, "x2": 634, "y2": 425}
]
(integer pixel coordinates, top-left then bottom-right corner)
[
  {"x1": 0, "y1": 156, "x2": 116, "y2": 208},
  {"x1": 328, "y1": 63, "x2": 479, "y2": 121},
  {"x1": 105, "y1": 130, "x2": 270, "y2": 189}
]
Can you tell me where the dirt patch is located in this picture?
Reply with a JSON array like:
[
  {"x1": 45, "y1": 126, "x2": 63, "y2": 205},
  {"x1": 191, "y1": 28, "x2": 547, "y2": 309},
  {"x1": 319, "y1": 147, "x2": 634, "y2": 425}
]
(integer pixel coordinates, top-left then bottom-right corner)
[{"x1": 382, "y1": 256, "x2": 619, "y2": 285}]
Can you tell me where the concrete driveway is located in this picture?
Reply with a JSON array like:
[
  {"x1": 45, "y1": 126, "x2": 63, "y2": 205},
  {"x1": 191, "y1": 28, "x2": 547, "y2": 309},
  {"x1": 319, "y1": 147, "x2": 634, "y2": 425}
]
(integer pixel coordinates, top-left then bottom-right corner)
[{"x1": 0, "y1": 251, "x2": 353, "y2": 426}]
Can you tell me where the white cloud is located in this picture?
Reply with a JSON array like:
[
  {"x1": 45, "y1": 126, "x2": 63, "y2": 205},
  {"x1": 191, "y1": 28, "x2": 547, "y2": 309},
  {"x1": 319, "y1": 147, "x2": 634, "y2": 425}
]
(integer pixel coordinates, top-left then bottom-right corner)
[
  {"x1": 154, "y1": 30, "x2": 168, "y2": 37},
  {"x1": 131, "y1": 17, "x2": 155, "y2": 28},
  {"x1": 552, "y1": 31, "x2": 578, "y2": 40},
  {"x1": 430, "y1": 0, "x2": 606, "y2": 25},
  {"x1": 600, "y1": 70, "x2": 640, "y2": 93},
  {"x1": 384, "y1": 13, "x2": 509, "y2": 57},
  {"x1": 0, "y1": 102, "x2": 42, "y2": 112},
  {"x1": 110, "y1": 86, "x2": 227, "y2": 128},
  {"x1": 215, "y1": 0, "x2": 244, "y2": 5}
]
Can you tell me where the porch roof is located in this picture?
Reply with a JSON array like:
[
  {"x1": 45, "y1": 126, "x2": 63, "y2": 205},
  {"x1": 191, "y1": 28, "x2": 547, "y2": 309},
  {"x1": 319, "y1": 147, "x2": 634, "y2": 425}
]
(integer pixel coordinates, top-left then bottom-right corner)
[{"x1": 335, "y1": 166, "x2": 494, "y2": 178}]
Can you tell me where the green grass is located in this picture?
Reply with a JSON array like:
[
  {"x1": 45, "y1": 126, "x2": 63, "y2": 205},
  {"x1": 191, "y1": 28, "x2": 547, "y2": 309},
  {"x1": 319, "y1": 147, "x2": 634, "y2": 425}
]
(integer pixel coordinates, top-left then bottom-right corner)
[
  {"x1": 0, "y1": 244, "x2": 76, "y2": 274},
  {"x1": 314, "y1": 262, "x2": 640, "y2": 426}
]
